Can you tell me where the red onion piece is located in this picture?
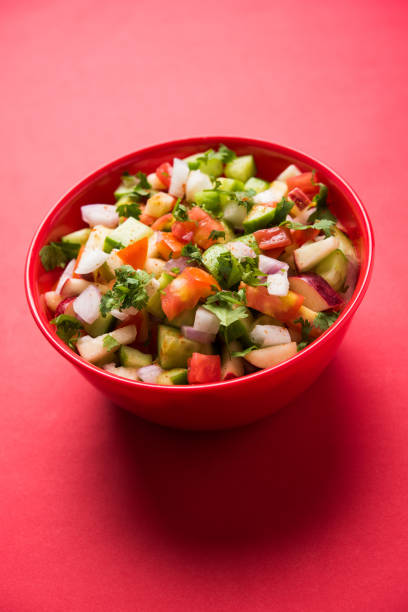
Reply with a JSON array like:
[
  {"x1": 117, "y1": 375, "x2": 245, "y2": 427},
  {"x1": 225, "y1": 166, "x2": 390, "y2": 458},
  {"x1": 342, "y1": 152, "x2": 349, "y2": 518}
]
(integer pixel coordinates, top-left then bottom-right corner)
[
  {"x1": 164, "y1": 257, "x2": 190, "y2": 273},
  {"x1": 258, "y1": 254, "x2": 289, "y2": 275},
  {"x1": 182, "y1": 326, "x2": 215, "y2": 344},
  {"x1": 55, "y1": 297, "x2": 76, "y2": 317},
  {"x1": 55, "y1": 259, "x2": 76, "y2": 294}
]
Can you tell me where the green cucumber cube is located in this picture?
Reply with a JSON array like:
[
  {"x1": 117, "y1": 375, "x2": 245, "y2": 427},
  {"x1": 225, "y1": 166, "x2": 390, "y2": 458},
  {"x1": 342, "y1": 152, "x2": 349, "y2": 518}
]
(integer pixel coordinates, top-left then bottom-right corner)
[
  {"x1": 193, "y1": 190, "x2": 221, "y2": 213},
  {"x1": 119, "y1": 346, "x2": 152, "y2": 368},
  {"x1": 243, "y1": 205, "x2": 276, "y2": 233},
  {"x1": 244, "y1": 177, "x2": 270, "y2": 194},
  {"x1": 156, "y1": 368, "x2": 188, "y2": 385},
  {"x1": 103, "y1": 217, "x2": 153, "y2": 253},
  {"x1": 225, "y1": 155, "x2": 256, "y2": 183},
  {"x1": 61, "y1": 228, "x2": 91, "y2": 245},
  {"x1": 184, "y1": 153, "x2": 224, "y2": 177},
  {"x1": 314, "y1": 249, "x2": 348, "y2": 291},
  {"x1": 216, "y1": 177, "x2": 245, "y2": 192},
  {"x1": 146, "y1": 271, "x2": 174, "y2": 318},
  {"x1": 83, "y1": 313, "x2": 113, "y2": 338},
  {"x1": 158, "y1": 325, "x2": 212, "y2": 369}
]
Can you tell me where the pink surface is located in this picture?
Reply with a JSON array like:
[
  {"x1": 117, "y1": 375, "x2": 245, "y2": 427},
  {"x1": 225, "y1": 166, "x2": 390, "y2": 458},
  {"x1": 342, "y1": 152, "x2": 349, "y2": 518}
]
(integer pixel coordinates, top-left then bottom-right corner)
[{"x1": 1, "y1": 0, "x2": 407, "y2": 610}]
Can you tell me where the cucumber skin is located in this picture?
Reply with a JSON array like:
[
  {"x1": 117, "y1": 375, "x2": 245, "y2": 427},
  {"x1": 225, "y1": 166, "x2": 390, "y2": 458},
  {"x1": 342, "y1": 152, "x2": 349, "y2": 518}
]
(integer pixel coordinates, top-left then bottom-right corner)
[
  {"x1": 244, "y1": 177, "x2": 269, "y2": 193},
  {"x1": 202, "y1": 234, "x2": 260, "y2": 287},
  {"x1": 158, "y1": 325, "x2": 212, "y2": 369},
  {"x1": 146, "y1": 271, "x2": 174, "y2": 319},
  {"x1": 61, "y1": 228, "x2": 91, "y2": 245},
  {"x1": 120, "y1": 346, "x2": 152, "y2": 368},
  {"x1": 157, "y1": 368, "x2": 188, "y2": 385},
  {"x1": 225, "y1": 155, "x2": 256, "y2": 183},
  {"x1": 243, "y1": 207, "x2": 276, "y2": 233},
  {"x1": 314, "y1": 249, "x2": 348, "y2": 291},
  {"x1": 83, "y1": 313, "x2": 114, "y2": 338}
]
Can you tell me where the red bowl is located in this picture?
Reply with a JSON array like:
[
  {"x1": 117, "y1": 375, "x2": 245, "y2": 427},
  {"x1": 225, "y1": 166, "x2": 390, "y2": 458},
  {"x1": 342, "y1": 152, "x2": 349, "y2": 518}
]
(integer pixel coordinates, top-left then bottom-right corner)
[{"x1": 25, "y1": 137, "x2": 374, "y2": 430}]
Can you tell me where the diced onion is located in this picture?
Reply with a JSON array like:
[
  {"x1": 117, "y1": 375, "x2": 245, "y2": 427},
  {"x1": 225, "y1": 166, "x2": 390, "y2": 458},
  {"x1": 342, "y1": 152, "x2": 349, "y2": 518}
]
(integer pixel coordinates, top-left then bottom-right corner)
[
  {"x1": 194, "y1": 306, "x2": 220, "y2": 335},
  {"x1": 169, "y1": 158, "x2": 189, "y2": 198},
  {"x1": 249, "y1": 324, "x2": 292, "y2": 347},
  {"x1": 138, "y1": 365, "x2": 163, "y2": 383},
  {"x1": 73, "y1": 285, "x2": 101, "y2": 324},
  {"x1": 225, "y1": 241, "x2": 256, "y2": 260},
  {"x1": 182, "y1": 326, "x2": 215, "y2": 344},
  {"x1": 55, "y1": 259, "x2": 76, "y2": 294},
  {"x1": 75, "y1": 249, "x2": 109, "y2": 275},
  {"x1": 81, "y1": 204, "x2": 119, "y2": 228},
  {"x1": 258, "y1": 254, "x2": 289, "y2": 275},
  {"x1": 185, "y1": 170, "x2": 212, "y2": 202},
  {"x1": 266, "y1": 269, "x2": 289, "y2": 296}
]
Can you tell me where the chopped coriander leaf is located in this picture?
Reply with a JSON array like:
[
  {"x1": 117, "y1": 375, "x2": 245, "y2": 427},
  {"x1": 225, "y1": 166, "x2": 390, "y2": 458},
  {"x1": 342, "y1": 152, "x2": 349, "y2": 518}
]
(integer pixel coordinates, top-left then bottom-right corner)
[
  {"x1": 272, "y1": 197, "x2": 295, "y2": 225},
  {"x1": 204, "y1": 291, "x2": 248, "y2": 328},
  {"x1": 308, "y1": 205, "x2": 337, "y2": 224},
  {"x1": 136, "y1": 171, "x2": 151, "y2": 189},
  {"x1": 171, "y1": 267, "x2": 180, "y2": 274},
  {"x1": 40, "y1": 241, "x2": 80, "y2": 271},
  {"x1": 50, "y1": 315, "x2": 82, "y2": 350},
  {"x1": 209, "y1": 230, "x2": 225, "y2": 241},
  {"x1": 280, "y1": 218, "x2": 336, "y2": 237},
  {"x1": 217, "y1": 251, "x2": 237, "y2": 285},
  {"x1": 313, "y1": 311, "x2": 340, "y2": 331},
  {"x1": 206, "y1": 289, "x2": 246, "y2": 307},
  {"x1": 294, "y1": 317, "x2": 313, "y2": 351},
  {"x1": 103, "y1": 334, "x2": 120, "y2": 351},
  {"x1": 231, "y1": 345, "x2": 258, "y2": 358},
  {"x1": 172, "y1": 198, "x2": 189, "y2": 221},
  {"x1": 100, "y1": 265, "x2": 152, "y2": 316},
  {"x1": 116, "y1": 200, "x2": 142, "y2": 219},
  {"x1": 240, "y1": 257, "x2": 266, "y2": 287},
  {"x1": 216, "y1": 144, "x2": 236, "y2": 163},
  {"x1": 181, "y1": 242, "x2": 202, "y2": 264}
]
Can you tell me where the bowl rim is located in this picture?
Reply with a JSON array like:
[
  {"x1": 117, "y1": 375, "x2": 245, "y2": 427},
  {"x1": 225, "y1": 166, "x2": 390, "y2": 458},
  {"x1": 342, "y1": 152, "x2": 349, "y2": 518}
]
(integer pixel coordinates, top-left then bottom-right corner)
[{"x1": 25, "y1": 136, "x2": 374, "y2": 392}]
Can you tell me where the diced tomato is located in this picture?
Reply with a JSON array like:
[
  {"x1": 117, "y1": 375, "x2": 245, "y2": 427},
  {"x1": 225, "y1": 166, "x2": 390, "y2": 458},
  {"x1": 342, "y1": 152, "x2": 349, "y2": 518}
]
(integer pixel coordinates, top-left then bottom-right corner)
[
  {"x1": 172, "y1": 220, "x2": 197, "y2": 243},
  {"x1": 254, "y1": 227, "x2": 292, "y2": 251},
  {"x1": 151, "y1": 213, "x2": 174, "y2": 231},
  {"x1": 188, "y1": 207, "x2": 225, "y2": 250},
  {"x1": 156, "y1": 232, "x2": 185, "y2": 260},
  {"x1": 161, "y1": 267, "x2": 219, "y2": 320},
  {"x1": 242, "y1": 283, "x2": 304, "y2": 322},
  {"x1": 188, "y1": 353, "x2": 221, "y2": 384},
  {"x1": 291, "y1": 227, "x2": 319, "y2": 247},
  {"x1": 117, "y1": 237, "x2": 148, "y2": 270},
  {"x1": 139, "y1": 207, "x2": 155, "y2": 226},
  {"x1": 288, "y1": 187, "x2": 311, "y2": 210},
  {"x1": 286, "y1": 172, "x2": 319, "y2": 197},
  {"x1": 155, "y1": 162, "x2": 172, "y2": 189}
]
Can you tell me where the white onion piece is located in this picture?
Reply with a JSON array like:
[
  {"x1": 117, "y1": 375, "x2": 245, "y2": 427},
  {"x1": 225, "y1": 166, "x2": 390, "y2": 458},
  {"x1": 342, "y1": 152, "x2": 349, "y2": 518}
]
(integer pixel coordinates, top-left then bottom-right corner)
[
  {"x1": 276, "y1": 164, "x2": 301, "y2": 182},
  {"x1": 253, "y1": 181, "x2": 287, "y2": 205},
  {"x1": 55, "y1": 259, "x2": 76, "y2": 294},
  {"x1": 194, "y1": 306, "x2": 220, "y2": 334},
  {"x1": 103, "y1": 363, "x2": 139, "y2": 381},
  {"x1": 222, "y1": 201, "x2": 247, "y2": 228},
  {"x1": 147, "y1": 172, "x2": 165, "y2": 190},
  {"x1": 185, "y1": 170, "x2": 212, "y2": 202},
  {"x1": 293, "y1": 206, "x2": 317, "y2": 225},
  {"x1": 138, "y1": 365, "x2": 163, "y2": 384},
  {"x1": 75, "y1": 249, "x2": 109, "y2": 274},
  {"x1": 73, "y1": 285, "x2": 101, "y2": 324},
  {"x1": 146, "y1": 278, "x2": 160, "y2": 298},
  {"x1": 258, "y1": 254, "x2": 289, "y2": 275},
  {"x1": 81, "y1": 204, "x2": 119, "y2": 228},
  {"x1": 111, "y1": 306, "x2": 138, "y2": 321},
  {"x1": 250, "y1": 324, "x2": 292, "y2": 347},
  {"x1": 182, "y1": 326, "x2": 215, "y2": 344},
  {"x1": 164, "y1": 256, "x2": 190, "y2": 273},
  {"x1": 169, "y1": 158, "x2": 189, "y2": 198},
  {"x1": 225, "y1": 241, "x2": 256, "y2": 260},
  {"x1": 266, "y1": 269, "x2": 289, "y2": 296}
]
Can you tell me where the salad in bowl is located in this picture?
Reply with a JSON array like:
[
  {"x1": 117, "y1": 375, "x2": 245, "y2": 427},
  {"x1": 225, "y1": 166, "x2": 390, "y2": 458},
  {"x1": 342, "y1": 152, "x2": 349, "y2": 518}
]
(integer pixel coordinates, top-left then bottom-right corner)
[{"x1": 39, "y1": 144, "x2": 359, "y2": 386}]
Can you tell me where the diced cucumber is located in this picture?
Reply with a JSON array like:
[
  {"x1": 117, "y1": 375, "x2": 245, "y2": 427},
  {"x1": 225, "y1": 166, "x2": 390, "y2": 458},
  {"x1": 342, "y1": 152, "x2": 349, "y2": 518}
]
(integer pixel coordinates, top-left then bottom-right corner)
[
  {"x1": 194, "y1": 190, "x2": 221, "y2": 214},
  {"x1": 158, "y1": 325, "x2": 212, "y2": 369},
  {"x1": 224, "y1": 309, "x2": 253, "y2": 346},
  {"x1": 146, "y1": 271, "x2": 174, "y2": 318},
  {"x1": 314, "y1": 249, "x2": 348, "y2": 291},
  {"x1": 201, "y1": 234, "x2": 259, "y2": 288},
  {"x1": 244, "y1": 177, "x2": 270, "y2": 194},
  {"x1": 97, "y1": 261, "x2": 116, "y2": 282},
  {"x1": 156, "y1": 368, "x2": 188, "y2": 385},
  {"x1": 103, "y1": 217, "x2": 153, "y2": 253},
  {"x1": 184, "y1": 153, "x2": 224, "y2": 177},
  {"x1": 167, "y1": 307, "x2": 197, "y2": 328},
  {"x1": 243, "y1": 205, "x2": 276, "y2": 233},
  {"x1": 216, "y1": 177, "x2": 245, "y2": 192},
  {"x1": 225, "y1": 155, "x2": 256, "y2": 183},
  {"x1": 119, "y1": 345, "x2": 152, "y2": 368},
  {"x1": 114, "y1": 174, "x2": 140, "y2": 200},
  {"x1": 221, "y1": 201, "x2": 247, "y2": 229},
  {"x1": 61, "y1": 228, "x2": 91, "y2": 245},
  {"x1": 83, "y1": 313, "x2": 113, "y2": 338},
  {"x1": 332, "y1": 228, "x2": 358, "y2": 262}
]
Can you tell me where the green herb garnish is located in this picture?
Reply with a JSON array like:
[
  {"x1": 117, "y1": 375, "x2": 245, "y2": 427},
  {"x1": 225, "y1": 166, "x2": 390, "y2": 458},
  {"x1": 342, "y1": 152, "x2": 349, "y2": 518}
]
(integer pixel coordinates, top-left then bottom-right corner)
[
  {"x1": 209, "y1": 230, "x2": 225, "y2": 241},
  {"x1": 103, "y1": 334, "x2": 120, "y2": 351},
  {"x1": 181, "y1": 242, "x2": 202, "y2": 264},
  {"x1": 172, "y1": 198, "x2": 189, "y2": 221},
  {"x1": 100, "y1": 266, "x2": 152, "y2": 316},
  {"x1": 40, "y1": 241, "x2": 80, "y2": 271},
  {"x1": 50, "y1": 315, "x2": 82, "y2": 350},
  {"x1": 280, "y1": 218, "x2": 336, "y2": 238}
]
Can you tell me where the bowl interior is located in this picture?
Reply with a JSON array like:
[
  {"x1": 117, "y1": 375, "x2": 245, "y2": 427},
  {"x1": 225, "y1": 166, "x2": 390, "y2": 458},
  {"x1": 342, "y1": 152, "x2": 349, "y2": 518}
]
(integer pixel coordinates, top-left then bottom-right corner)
[{"x1": 27, "y1": 137, "x2": 373, "y2": 383}]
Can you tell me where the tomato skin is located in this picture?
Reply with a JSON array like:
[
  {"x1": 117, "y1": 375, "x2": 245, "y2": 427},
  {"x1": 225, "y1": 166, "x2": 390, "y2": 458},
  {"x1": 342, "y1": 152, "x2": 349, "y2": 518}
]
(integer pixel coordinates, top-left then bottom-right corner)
[
  {"x1": 161, "y1": 267, "x2": 219, "y2": 320},
  {"x1": 117, "y1": 237, "x2": 148, "y2": 270},
  {"x1": 286, "y1": 172, "x2": 319, "y2": 197},
  {"x1": 155, "y1": 162, "x2": 172, "y2": 189},
  {"x1": 242, "y1": 283, "x2": 304, "y2": 322},
  {"x1": 156, "y1": 232, "x2": 185, "y2": 260},
  {"x1": 151, "y1": 213, "x2": 174, "y2": 231},
  {"x1": 188, "y1": 353, "x2": 221, "y2": 384},
  {"x1": 254, "y1": 227, "x2": 292, "y2": 251},
  {"x1": 291, "y1": 227, "x2": 319, "y2": 246},
  {"x1": 172, "y1": 221, "x2": 197, "y2": 243},
  {"x1": 188, "y1": 207, "x2": 225, "y2": 250},
  {"x1": 139, "y1": 210, "x2": 155, "y2": 226}
]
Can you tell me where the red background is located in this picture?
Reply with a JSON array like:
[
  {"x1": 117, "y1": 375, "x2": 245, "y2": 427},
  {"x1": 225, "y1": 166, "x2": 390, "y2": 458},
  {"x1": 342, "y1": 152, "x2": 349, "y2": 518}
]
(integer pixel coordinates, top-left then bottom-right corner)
[{"x1": 2, "y1": 1, "x2": 408, "y2": 610}]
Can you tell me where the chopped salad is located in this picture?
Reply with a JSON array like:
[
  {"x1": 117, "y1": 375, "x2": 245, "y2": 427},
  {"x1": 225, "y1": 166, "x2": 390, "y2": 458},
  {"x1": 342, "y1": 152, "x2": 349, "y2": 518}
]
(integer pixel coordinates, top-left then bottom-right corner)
[{"x1": 40, "y1": 145, "x2": 359, "y2": 385}]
